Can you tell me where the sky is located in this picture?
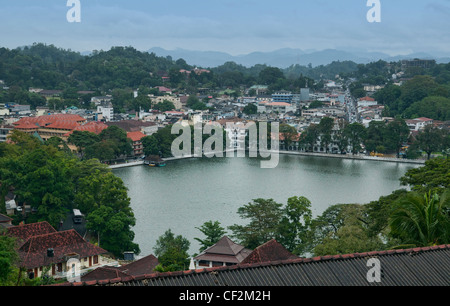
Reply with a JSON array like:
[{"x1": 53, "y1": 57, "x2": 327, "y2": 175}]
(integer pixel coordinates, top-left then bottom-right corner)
[{"x1": 1, "y1": 0, "x2": 449, "y2": 56}]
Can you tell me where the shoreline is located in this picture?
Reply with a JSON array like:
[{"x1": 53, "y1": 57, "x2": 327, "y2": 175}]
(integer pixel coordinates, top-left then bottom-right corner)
[
  {"x1": 275, "y1": 151, "x2": 426, "y2": 165},
  {"x1": 110, "y1": 150, "x2": 425, "y2": 169}
]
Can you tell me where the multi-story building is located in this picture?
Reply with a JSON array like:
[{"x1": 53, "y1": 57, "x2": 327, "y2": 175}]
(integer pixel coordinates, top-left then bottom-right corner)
[
  {"x1": 12, "y1": 114, "x2": 87, "y2": 141},
  {"x1": 0, "y1": 125, "x2": 13, "y2": 142},
  {"x1": 96, "y1": 102, "x2": 114, "y2": 122},
  {"x1": 272, "y1": 91, "x2": 293, "y2": 104},
  {"x1": 127, "y1": 131, "x2": 146, "y2": 156}
]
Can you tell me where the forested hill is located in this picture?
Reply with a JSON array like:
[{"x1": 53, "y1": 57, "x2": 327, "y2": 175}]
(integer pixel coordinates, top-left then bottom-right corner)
[
  {"x1": 0, "y1": 43, "x2": 360, "y2": 92},
  {"x1": 0, "y1": 43, "x2": 181, "y2": 92},
  {"x1": 2, "y1": 43, "x2": 450, "y2": 121}
]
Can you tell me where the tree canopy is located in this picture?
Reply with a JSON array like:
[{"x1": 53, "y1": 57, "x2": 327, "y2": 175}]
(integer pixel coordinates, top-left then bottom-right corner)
[{"x1": 0, "y1": 131, "x2": 139, "y2": 258}]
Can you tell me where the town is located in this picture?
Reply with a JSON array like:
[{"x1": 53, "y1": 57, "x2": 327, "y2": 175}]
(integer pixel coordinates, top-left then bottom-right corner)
[{"x1": 0, "y1": 44, "x2": 449, "y2": 287}]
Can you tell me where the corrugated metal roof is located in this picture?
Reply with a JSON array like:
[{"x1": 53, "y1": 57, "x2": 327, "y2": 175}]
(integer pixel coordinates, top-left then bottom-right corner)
[{"x1": 57, "y1": 245, "x2": 450, "y2": 287}]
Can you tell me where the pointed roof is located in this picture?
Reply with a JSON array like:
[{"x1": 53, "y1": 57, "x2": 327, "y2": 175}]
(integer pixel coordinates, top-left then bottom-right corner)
[
  {"x1": 6, "y1": 221, "x2": 56, "y2": 246},
  {"x1": 17, "y1": 229, "x2": 107, "y2": 269},
  {"x1": 117, "y1": 254, "x2": 159, "y2": 276},
  {"x1": 6, "y1": 222, "x2": 107, "y2": 269},
  {"x1": 81, "y1": 254, "x2": 159, "y2": 282},
  {"x1": 240, "y1": 239, "x2": 298, "y2": 265},
  {"x1": 194, "y1": 236, "x2": 252, "y2": 264}
]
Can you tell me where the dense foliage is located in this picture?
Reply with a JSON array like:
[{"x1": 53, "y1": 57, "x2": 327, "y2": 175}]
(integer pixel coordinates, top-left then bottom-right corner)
[{"x1": 0, "y1": 131, "x2": 139, "y2": 258}]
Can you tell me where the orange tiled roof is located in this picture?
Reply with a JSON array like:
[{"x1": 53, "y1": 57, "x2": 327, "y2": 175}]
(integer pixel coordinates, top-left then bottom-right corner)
[
  {"x1": 359, "y1": 96, "x2": 375, "y2": 101},
  {"x1": 14, "y1": 114, "x2": 86, "y2": 129},
  {"x1": 45, "y1": 120, "x2": 81, "y2": 130},
  {"x1": 14, "y1": 121, "x2": 40, "y2": 130},
  {"x1": 71, "y1": 121, "x2": 108, "y2": 135},
  {"x1": 127, "y1": 131, "x2": 146, "y2": 142}
]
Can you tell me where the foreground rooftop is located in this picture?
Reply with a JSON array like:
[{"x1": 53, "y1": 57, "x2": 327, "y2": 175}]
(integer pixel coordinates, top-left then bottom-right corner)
[{"x1": 56, "y1": 244, "x2": 450, "y2": 286}]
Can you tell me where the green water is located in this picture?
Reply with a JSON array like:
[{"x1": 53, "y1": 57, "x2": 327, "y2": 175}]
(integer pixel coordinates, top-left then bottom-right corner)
[{"x1": 113, "y1": 154, "x2": 418, "y2": 256}]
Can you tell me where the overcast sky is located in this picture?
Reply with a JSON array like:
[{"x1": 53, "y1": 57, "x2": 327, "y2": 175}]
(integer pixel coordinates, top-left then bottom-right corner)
[{"x1": 1, "y1": 0, "x2": 449, "y2": 56}]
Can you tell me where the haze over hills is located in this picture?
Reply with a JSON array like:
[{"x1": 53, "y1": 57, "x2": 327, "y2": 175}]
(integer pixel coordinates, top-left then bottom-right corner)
[{"x1": 147, "y1": 47, "x2": 450, "y2": 68}]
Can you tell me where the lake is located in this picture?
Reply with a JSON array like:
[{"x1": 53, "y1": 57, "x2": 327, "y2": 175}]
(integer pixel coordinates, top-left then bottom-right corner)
[{"x1": 112, "y1": 154, "x2": 419, "y2": 256}]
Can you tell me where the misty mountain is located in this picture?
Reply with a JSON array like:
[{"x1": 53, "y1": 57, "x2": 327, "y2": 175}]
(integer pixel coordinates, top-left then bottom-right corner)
[{"x1": 147, "y1": 47, "x2": 449, "y2": 68}]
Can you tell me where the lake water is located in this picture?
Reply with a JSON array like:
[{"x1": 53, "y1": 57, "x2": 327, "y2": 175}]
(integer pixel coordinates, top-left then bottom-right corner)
[{"x1": 112, "y1": 154, "x2": 419, "y2": 256}]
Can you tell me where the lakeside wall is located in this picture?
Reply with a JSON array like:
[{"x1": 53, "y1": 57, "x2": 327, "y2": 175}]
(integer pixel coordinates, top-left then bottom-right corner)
[
  {"x1": 109, "y1": 150, "x2": 425, "y2": 169},
  {"x1": 275, "y1": 151, "x2": 426, "y2": 165}
]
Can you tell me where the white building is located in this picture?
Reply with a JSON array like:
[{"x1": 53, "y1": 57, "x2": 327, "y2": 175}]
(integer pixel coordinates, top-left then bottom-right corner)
[
  {"x1": 405, "y1": 117, "x2": 434, "y2": 131},
  {"x1": 258, "y1": 102, "x2": 297, "y2": 114},
  {"x1": 97, "y1": 103, "x2": 114, "y2": 121}
]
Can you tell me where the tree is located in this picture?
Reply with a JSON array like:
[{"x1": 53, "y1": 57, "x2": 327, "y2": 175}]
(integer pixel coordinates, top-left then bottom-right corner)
[
  {"x1": 389, "y1": 190, "x2": 450, "y2": 248},
  {"x1": 194, "y1": 221, "x2": 226, "y2": 253},
  {"x1": 2, "y1": 146, "x2": 75, "y2": 228},
  {"x1": 308, "y1": 100, "x2": 324, "y2": 109},
  {"x1": 0, "y1": 234, "x2": 20, "y2": 286},
  {"x1": 0, "y1": 130, "x2": 140, "y2": 260},
  {"x1": 414, "y1": 125, "x2": 448, "y2": 160},
  {"x1": 84, "y1": 141, "x2": 116, "y2": 162},
  {"x1": 86, "y1": 205, "x2": 139, "y2": 258},
  {"x1": 153, "y1": 229, "x2": 190, "y2": 272},
  {"x1": 75, "y1": 170, "x2": 139, "y2": 257},
  {"x1": 300, "y1": 124, "x2": 320, "y2": 152},
  {"x1": 384, "y1": 118, "x2": 410, "y2": 158},
  {"x1": 400, "y1": 158, "x2": 450, "y2": 194},
  {"x1": 318, "y1": 117, "x2": 334, "y2": 153},
  {"x1": 279, "y1": 124, "x2": 298, "y2": 150},
  {"x1": 312, "y1": 204, "x2": 384, "y2": 256},
  {"x1": 364, "y1": 121, "x2": 386, "y2": 153},
  {"x1": 399, "y1": 75, "x2": 438, "y2": 113},
  {"x1": 242, "y1": 103, "x2": 257, "y2": 115},
  {"x1": 129, "y1": 94, "x2": 152, "y2": 112},
  {"x1": 333, "y1": 119, "x2": 349, "y2": 154},
  {"x1": 228, "y1": 198, "x2": 283, "y2": 249},
  {"x1": 186, "y1": 95, "x2": 207, "y2": 110},
  {"x1": 153, "y1": 100, "x2": 175, "y2": 112},
  {"x1": 99, "y1": 126, "x2": 132, "y2": 158},
  {"x1": 343, "y1": 123, "x2": 366, "y2": 155},
  {"x1": 142, "y1": 125, "x2": 176, "y2": 158},
  {"x1": 403, "y1": 96, "x2": 450, "y2": 121},
  {"x1": 364, "y1": 189, "x2": 409, "y2": 240},
  {"x1": 258, "y1": 67, "x2": 285, "y2": 85},
  {"x1": 276, "y1": 196, "x2": 312, "y2": 255},
  {"x1": 68, "y1": 130, "x2": 101, "y2": 158}
]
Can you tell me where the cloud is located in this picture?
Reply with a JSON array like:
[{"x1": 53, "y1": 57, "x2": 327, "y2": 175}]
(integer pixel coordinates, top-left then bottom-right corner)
[{"x1": 0, "y1": 0, "x2": 448, "y2": 56}]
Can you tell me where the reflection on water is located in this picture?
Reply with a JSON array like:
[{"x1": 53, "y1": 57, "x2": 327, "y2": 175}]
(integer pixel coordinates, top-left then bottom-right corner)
[{"x1": 113, "y1": 154, "x2": 419, "y2": 256}]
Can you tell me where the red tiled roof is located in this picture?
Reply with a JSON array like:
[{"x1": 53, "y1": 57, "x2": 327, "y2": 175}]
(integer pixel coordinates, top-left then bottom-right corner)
[
  {"x1": 156, "y1": 86, "x2": 172, "y2": 92},
  {"x1": 80, "y1": 254, "x2": 159, "y2": 282},
  {"x1": 267, "y1": 102, "x2": 291, "y2": 106},
  {"x1": 14, "y1": 121, "x2": 40, "y2": 130},
  {"x1": 6, "y1": 221, "x2": 57, "y2": 246},
  {"x1": 80, "y1": 267, "x2": 129, "y2": 282},
  {"x1": 127, "y1": 131, "x2": 146, "y2": 142},
  {"x1": 278, "y1": 132, "x2": 301, "y2": 141},
  {"x1": 65, "y1": 121, "x2": 109, "y2": 136},
  {"x1": 13, "y1": 114, "x2": 87, "y2": 129},
  {"x1": 18, "y1": 229, "x2": 107, "y2": 269},
  {"x1": 241, "y1": 239, "x2": 298, "y2": 264},
  {"x1": 117, "y1": 254, "x2": 159, "y2": 276},
  {"x1": 45, "y1": 120, "x2": 81, "y2": 130}
]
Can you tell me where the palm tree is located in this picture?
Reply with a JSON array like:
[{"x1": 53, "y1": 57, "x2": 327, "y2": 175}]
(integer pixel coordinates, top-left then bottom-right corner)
[{"x1": 389, "y1": 190, "x2": 450, "y2": 248}]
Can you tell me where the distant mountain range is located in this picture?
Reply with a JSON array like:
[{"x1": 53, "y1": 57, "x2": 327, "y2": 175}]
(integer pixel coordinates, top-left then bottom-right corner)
[{"x1": 147, "y1": 47, "x2": 450, "y2": 68}]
